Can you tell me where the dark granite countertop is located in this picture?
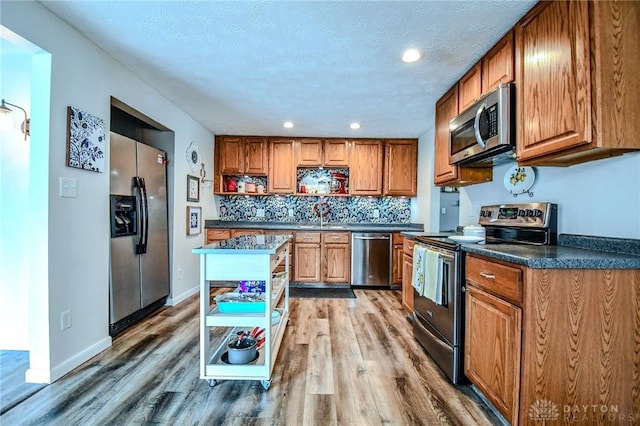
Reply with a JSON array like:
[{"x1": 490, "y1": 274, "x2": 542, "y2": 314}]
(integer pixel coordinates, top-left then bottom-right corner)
[
  {"x1": 461, "y1": 244, "x2": 640, "y2": 269},
  {"x1": 403, "y1": 233, "x2": 640, "y2": 269},
  {"x1": 193, "y1": 234, "x2": 291, "y2": 254},
  {"x1": 205, "y1": 220, "x2": 423, "y2": 233}
]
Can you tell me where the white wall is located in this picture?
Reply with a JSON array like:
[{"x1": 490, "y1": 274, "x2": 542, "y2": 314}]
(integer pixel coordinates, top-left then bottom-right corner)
[
  {"x1": 459, "y1": 153, "x2": 640, "y2": 238},
  {"x1": 1, "y1": 2, "x2": 215, "y2": 382},
  {"x1": 414, "y1": 126, "x2": 440, "y2": 232},
  {"x1": 0, "y1": 49, "x2": 32, "y2": 350}
]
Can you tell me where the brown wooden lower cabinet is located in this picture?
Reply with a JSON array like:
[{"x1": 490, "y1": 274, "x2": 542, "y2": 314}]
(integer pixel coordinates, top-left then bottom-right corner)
[
  {"x1": 294, "y1": 231, "x2": 350, "y2": 284},
  {"x1": 391, "y1": 233, "x2": 403, "y2": 285},
  {"x1": 401, "y1": 237, "x2": 415, "y2": 312},
  {"x1": 464, "y1": 253, "x2": 640, "y2": 425},
  {"x1": 205, "y1": 229, "x2": 231, "y2": 244}
]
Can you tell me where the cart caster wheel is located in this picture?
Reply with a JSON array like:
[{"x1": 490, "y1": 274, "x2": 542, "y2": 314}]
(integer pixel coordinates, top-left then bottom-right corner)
[
  {"x1": 261, "y1": 380, "x2": 271, "y2": 390},
  {"x1": 208, "y1": 379, "x2": 218, "y2": 387}
]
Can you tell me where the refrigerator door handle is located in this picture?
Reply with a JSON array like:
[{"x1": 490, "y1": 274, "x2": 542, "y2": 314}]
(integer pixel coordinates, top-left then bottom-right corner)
[
  {"x1": 133, "y1": 177, "x2": 146, "y2": 254},
  {"x1": 139, "y1": 177, "x2": 149, "y2": 254}
]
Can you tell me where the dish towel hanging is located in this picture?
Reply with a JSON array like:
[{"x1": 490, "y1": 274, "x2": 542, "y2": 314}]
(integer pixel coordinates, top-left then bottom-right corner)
[
  {"x1": 412, "y1": 244, "x2": 426, "y2": 295},
  {"x1": 422, "y1": 249, "x2": 443, "y2": 305}
]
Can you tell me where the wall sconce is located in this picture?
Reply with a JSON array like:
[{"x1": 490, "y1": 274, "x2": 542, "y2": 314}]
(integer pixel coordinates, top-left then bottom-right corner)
[
  {"x1": 199, "y1": 162, "x2": 213, "y2": 187},
  {"x1": 0, "y1": 99, "x2": 30, "y2": 141}
]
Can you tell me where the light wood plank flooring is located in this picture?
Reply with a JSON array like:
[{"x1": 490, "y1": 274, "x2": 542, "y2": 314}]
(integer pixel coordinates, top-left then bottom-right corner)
[{"x1": 0, "y1": 289, "x2": 499, "y2": 425}]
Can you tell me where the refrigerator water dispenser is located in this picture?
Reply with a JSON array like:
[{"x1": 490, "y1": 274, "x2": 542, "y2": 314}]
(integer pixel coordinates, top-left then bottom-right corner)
[{"x1": 110, "y1": 194, "x2": 137, "y2": 237}]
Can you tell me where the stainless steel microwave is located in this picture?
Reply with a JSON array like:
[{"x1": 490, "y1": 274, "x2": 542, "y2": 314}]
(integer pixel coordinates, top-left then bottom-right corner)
[{"x1": 449, "y1": 83, "x2": 516, "y2": 167}]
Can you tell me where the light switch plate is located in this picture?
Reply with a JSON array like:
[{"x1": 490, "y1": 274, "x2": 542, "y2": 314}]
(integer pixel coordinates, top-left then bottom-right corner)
[
  {"x1": 60, "y1": 177, "x2": 77, "y2": 198},
  {"x1": 256, "y1": 208, "x2": 265, "y2": 217},
  {"x1": 373, "y1": 209, "x2": 380, "y2": 218}
]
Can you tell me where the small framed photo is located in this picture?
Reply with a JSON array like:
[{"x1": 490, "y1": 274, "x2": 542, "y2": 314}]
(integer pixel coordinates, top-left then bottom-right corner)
[
  {"x1": 187, "y1": 206, "x2": 202, "y2": 236},
  {"x1": 187, "y1": 175, "x2": 200, "y2": 202}
]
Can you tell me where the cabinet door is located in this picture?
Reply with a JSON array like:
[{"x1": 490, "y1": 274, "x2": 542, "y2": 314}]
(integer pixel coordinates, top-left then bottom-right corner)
[
  {"x1": 294, "y1": 243, "x2": 321, "y2": 282},
  {"x1": 515, "y1": 1, "x2": 591, "y2": 161},
  {"x1": 297, "y1": 138, "x2": 323, "y2": 166},
  {"x1": 384, "y1": 139, "x2": 417, "y2": 196},
  {"x1": 482, "y1": 30, "x2": 514, "y2": 93},
  {"x1": 434, "y1": 86, "x2": 459, "y2": 185},
  {"x1": 323, "y1": 243, "x2": 350, "y2": 283},
  {"x1": 244, "y1": 137, "x2": 268, "y2": 174},
  {"x1": 465, "y1": 285, "x2": 521, "y2": 425},
  {"x1": 458, "y1": 62, "x2": 482, "y2": 112},
  {"x1": 401, "y1": 253, "x2": 413, "y2": 312},
  {"x1": 268, "y1": 138, "x2": 296, "y2": 193},
  {"x1": 217, "y1": 136, "x2": 244, "y2": 174},
  {"x1": 391, "y1": 243, "x2": 403, "y2": 284},
  {"x1": 350, "y1": 139, "x2": 383, "y2": 195},
  {"x1": 323, "y1": 139, "x2": 349, "y2": 167}
]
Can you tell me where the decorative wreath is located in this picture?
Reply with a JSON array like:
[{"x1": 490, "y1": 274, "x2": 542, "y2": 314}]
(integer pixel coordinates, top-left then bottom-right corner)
[
  {"x1": 313, "y1": 199, "x2": 330, "y2": 217},
  {"x1": 185, "y1": 142, "x2": 200, "y2": 174}
]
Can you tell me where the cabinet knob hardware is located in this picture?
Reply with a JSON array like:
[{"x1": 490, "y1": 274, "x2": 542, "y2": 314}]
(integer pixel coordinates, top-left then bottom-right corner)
[{"x1": 480, "y1": 272, "x2": 495, "y2": 279}]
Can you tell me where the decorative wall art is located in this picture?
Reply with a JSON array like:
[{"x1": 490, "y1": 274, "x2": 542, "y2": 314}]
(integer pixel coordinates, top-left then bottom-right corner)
[
  {"x1": 187, "y1": 206, "x2": 202, "y2": 236},
  {"x1": 66, "y1": 106, "x2": 106, "y2": 172},
  {"x1": 187, "y1": 175, "x2": 200, "y2": 202}
]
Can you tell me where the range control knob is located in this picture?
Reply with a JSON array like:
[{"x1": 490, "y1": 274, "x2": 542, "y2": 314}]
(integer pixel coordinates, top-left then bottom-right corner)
[
  {"x1": 525, "y1": 209, "x2": 534, "y2": 217},
  {"x1": 533, "y1": 209, "x2": 543, "y2": 217},
  {"x1": 517, "y1": 209, "x2": 526, "y2": 217}
]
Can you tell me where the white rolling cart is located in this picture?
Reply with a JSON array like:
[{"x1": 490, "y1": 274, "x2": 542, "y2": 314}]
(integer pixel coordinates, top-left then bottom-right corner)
[{"x1": 192, "y1": 234, "x2": 291, "y2": 390}]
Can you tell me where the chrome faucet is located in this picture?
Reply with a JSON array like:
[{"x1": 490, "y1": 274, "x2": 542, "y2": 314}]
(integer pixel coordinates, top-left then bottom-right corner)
[{"x1": 313, "y1": 198, "x2": 327, "y2": 228}]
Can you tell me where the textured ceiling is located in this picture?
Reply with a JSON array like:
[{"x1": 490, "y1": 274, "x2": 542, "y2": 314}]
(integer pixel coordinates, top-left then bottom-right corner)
[{"x1": 41, "y1": 1, "x2": 537, "y2": 138}]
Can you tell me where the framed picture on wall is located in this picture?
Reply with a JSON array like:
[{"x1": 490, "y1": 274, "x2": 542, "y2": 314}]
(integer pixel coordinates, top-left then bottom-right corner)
[
  {"x1": 187, "y1": 206, "x2": 202, "y2": 236},
  {"x1": 187, "y1": 175, "x2": 200, "y2": 202}
]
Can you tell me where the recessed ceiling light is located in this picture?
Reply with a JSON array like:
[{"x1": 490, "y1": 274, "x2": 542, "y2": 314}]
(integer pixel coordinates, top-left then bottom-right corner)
[
  {"x1": 283, "y1": 121, "x2": 294, "y2": 128},
  {"x1": 350, "y1": 122, "x2": 361, "y2": 130},
  {"x1": 402, "y1": 48, "x2": 423, "y2": 63}
]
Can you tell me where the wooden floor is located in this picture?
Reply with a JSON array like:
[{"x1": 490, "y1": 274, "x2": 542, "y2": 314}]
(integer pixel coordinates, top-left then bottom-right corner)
[
  {"x1": 0, "y1": 351, "x2": 46, "y2": 415},
  {"x1": 0, "y1": 289, "x2": 499, "y2": 425}
]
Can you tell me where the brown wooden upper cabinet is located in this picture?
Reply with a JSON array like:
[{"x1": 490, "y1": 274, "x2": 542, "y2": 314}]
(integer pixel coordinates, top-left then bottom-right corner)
[
  {"x1": 434, "y1": 86, "x2": 492, "y2": 187},
  {"x1": 268, "y1": 138, "x2": 296, "y2": 194},
  {"x1": 515, "y1": 1, "x2": 640, "y2": 166},
  {"x1": 215, "y1": 135, "x2": 268, "y2": 175},
  {"x1": 296, "y1": 138, "x2": 350, "y2": 167},
  {"x1": 350, "y1": 139, "x2": 383, "y2": 195},
  {"x1": 458, "y1": 31, "x2": 514, "y2": 113},
  {"x1": 458, "y1": 63, "x2": 482, "y2": 113},
  {"x1": 383, "y1": 139, "x2": 418, "y2": 196}
]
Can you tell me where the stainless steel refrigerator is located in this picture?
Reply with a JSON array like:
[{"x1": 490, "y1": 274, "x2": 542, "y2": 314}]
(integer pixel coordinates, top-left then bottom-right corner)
[{"x1": 109, "y1": 132, "x2": 169, "y2": 336}]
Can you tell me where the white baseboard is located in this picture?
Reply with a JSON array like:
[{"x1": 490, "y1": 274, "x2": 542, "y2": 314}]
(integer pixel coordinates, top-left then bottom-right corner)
[
  {"x1": 25, "y1": 336, "x2": 112, "y2": 384},
  {"x1": 166, "y1": 285, "x2": 199, "y2": 306}
]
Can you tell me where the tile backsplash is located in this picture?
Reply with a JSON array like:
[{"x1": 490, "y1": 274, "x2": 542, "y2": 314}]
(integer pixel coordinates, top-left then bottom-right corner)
[{"x1": 217, "y1": 195, "x2": 412, "y2": 223}]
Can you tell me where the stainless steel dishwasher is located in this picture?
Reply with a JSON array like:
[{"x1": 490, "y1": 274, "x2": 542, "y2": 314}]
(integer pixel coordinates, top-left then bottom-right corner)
[{"x1": 350, "y1": 232, "x2": 391, "y2": 287}]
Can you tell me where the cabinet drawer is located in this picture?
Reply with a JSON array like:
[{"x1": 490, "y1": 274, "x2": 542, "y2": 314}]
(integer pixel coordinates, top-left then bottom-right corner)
[
  {"x1": 206, "y1": 229, "x2": 231, "y2": 242},
  {"x1": 322, "y1": 232, "x2": 349, "y2": 244},
  {"x1": 231, "y1": 229, "x2": 264, "y2": 237},
  {"x1": 392, "y1": 233, "x2": 404, "y2": 245},
  {"x1": 466, "y1": 255, "x2": 522, "y2": 304},
  {"x1": 295, "y1": 232, "x2": 321, "y2": 244},
  {"x1": 403, "y1": 238, "x2": 415, "y2": 256}
]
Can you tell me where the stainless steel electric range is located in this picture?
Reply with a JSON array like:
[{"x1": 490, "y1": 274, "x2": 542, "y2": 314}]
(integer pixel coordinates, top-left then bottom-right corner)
[{"x1": 412, "y1": 202, "x2": 557, "y2": 384}]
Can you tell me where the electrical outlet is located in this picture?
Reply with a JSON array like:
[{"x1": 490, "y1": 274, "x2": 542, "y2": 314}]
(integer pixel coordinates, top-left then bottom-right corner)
[
  {"x1": 288, "y1": 209, "x2": 294, "y2": 217},
  {"x1": 373, "y1": 209, "x2": 380, "y2": 218},
  {"x1": 256, "y1": 208, "x2": 265, "y2": 217},
  {"x1": 59, "y1": 177, "x2": 77, "y2": 198},
  {"x1": 61, "y1": 310, "x2": 71, "y2": 330}
]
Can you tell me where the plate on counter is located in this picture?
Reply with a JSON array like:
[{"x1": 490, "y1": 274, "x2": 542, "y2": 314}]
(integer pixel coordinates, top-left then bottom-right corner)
[{"x1": 447, "y1": 235, "x2": 485, "y2": 243}]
